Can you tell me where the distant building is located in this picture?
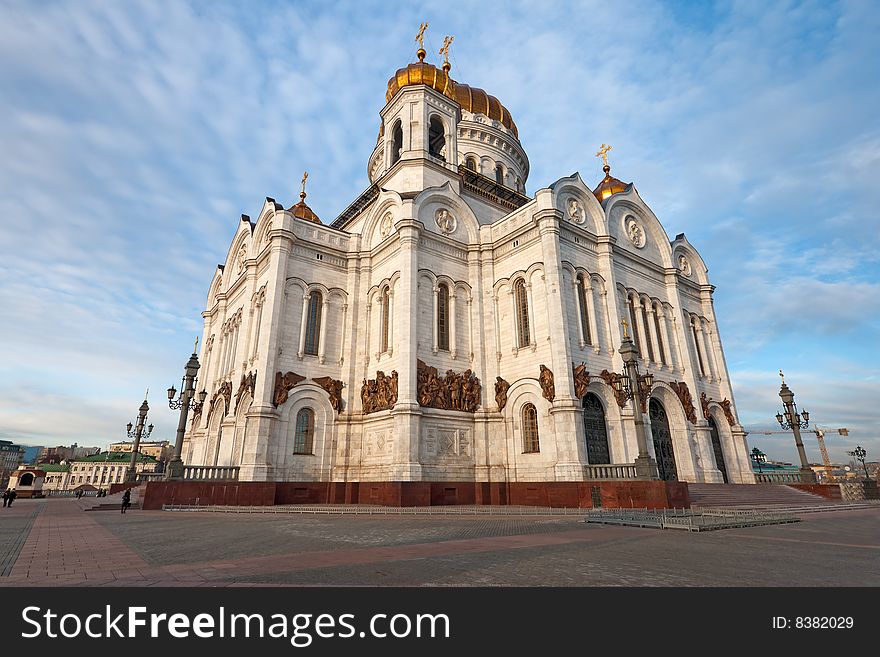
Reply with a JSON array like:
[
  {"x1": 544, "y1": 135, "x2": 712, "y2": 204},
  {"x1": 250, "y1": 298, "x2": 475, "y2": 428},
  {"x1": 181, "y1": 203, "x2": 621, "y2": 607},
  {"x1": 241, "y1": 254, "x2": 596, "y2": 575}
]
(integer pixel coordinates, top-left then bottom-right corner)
[
  {"x1": 1, "y1": 440, "x2": 26, "y2": 487},
  {"x1": 21, "y1": 446, "x2": 43, "y2": 464},
  {"x1": 108, "y1": 440, "x2": 173, "y2": 462},
  {"x1": 38, "y1": 443, "x2": 101, "y2": 464},
  {"x1": 7, "y1": 465, "x2": 46, "y2": 498},
  {"x1": 41, "y1": 451, "x2": 160, "y2": 493}
]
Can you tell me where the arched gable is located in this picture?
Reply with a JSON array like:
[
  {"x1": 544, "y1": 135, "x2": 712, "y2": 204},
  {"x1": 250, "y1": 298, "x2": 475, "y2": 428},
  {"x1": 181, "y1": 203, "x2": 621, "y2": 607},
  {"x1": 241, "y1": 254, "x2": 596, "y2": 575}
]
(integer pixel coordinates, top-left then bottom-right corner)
[
  {"x1": 413, "y1": 181, "x2": 480, "y2": 243},
  {"x1": 605, "y1": 193, "x2": 675, "y2": 270},
  {"x1": 549, "y1": 172, "x2": 606, "y2": 236}
]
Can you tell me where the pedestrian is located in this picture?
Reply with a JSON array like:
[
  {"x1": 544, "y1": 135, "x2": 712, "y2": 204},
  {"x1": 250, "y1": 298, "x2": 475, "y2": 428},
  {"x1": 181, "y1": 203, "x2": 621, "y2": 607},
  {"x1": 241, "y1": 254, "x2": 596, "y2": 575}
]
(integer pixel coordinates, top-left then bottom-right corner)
[
  {"x1": 2, "y1": 489, "x2": 8, "y2": 507},
  {"x1": 7, "y1": 489, "x2": 16, "y2": 508},
  {"x1": 121, "y1": 488, "x2": 131, "y2": 514}
]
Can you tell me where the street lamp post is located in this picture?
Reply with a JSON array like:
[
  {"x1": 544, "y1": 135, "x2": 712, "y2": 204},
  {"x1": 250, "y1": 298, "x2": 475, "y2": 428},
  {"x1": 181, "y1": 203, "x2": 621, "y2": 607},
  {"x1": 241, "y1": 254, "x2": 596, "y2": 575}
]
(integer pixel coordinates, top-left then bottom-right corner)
[
  {"x1": 613, "y1": 320, "x2": 658, "y2": 480},
  {"x1": 751, "y1": 447, "x2": 766, "y2": 476},
  {"x1": 125, "y1": 391, "x2": 154, "y2": 483},
  {"x1": 774, "y1": 370, "x2": 816, "y2": 484},
  {"x1": 165, "y1": 339, "x2": 206, "y2": 481},
  {"x1": 848, "y1": 445, "x2": 870, "y2": 482}
]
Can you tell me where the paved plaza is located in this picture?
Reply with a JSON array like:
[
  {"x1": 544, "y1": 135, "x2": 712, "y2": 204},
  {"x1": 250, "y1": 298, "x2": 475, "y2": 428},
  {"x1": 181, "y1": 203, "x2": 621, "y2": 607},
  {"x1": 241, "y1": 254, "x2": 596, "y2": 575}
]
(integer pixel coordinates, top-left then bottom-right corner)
[{"x1": 0, "y1": 498, "x2": 878, "y2": 586}]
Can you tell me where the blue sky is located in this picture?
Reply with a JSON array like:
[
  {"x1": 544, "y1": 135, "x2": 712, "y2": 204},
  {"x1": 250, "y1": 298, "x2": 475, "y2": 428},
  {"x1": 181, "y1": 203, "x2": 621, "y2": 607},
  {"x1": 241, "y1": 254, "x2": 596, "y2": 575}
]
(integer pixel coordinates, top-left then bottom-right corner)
[{"x1": 1, "y1": 0, "x2": 878, "y2": 466}]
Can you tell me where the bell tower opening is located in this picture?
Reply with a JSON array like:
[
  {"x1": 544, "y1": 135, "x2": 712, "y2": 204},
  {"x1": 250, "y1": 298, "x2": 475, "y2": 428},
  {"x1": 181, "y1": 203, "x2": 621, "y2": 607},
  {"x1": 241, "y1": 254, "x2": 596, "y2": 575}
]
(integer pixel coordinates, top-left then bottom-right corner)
[
  {"x1": 391, "y1": 119, "x2": 403, "y2": 165},
  {"x1": 428, "y1": 115, "x2": 445, "y2": 160}
]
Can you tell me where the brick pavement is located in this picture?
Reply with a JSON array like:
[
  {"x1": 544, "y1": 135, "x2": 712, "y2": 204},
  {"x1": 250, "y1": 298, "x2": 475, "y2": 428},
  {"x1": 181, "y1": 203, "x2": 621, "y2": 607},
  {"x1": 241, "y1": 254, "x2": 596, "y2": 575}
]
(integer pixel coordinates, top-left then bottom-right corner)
[{"x1": 1, "y1": 499, "x2": 878, "y2": 587}]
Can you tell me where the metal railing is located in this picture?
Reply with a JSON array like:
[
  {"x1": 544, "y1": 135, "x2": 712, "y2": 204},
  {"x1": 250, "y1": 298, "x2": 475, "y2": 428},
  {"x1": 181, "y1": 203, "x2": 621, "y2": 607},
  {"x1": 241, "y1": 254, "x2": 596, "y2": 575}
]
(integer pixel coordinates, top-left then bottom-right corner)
[
  {"x1": 181, "y1": 465, "x2": 240, "y2": 481},
  {"x1": 584, "y1": 464, "x2": 638, "y2": 480},
  {"x1": 755, "y1": 471, "x2": 804, "y2": 483},
  {"x1": 162, "y1": 504, "x2": 586, "y2": 516},
  {"x1": 584, "y1": 507, "x2": 801, "y2": 531}
]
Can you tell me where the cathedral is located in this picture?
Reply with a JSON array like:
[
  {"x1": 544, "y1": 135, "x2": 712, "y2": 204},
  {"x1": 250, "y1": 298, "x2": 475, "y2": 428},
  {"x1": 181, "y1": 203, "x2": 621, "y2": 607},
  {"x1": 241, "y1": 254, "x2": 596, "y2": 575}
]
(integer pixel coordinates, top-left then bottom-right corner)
[{"x1": 181, "y1": 32, "x2": 755, "y2": 494}]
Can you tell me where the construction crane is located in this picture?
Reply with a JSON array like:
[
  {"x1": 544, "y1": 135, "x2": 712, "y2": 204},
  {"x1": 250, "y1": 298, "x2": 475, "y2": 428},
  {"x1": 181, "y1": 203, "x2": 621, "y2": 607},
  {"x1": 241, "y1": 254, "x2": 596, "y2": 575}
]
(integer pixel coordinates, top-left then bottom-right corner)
[{"x1": 747, "y1": 426, "x2": 848, "y2": 482}]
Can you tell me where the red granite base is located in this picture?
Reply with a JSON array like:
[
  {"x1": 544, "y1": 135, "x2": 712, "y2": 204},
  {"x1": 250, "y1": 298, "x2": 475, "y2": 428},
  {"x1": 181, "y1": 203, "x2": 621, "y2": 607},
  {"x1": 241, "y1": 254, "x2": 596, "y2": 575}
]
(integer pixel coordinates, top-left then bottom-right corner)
[
  {"x1": 142, "y1": 480, "x2": 689, "y2": 510},
  {"x1": 786, "y1": 483, "x2": 843, "y2": 500}
]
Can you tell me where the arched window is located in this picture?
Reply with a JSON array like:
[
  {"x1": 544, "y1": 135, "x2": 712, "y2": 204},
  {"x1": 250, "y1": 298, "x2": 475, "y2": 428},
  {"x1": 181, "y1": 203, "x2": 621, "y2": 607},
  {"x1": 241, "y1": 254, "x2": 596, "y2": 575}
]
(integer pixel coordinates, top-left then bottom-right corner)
[
  {"x1": 380, "y1": 286, "x2": 391, "y2": 353},
  {"x1": 514, "y1": 278, "x2": 530, "y2": 348},
  {"x1": 465, "y1": 157, "x2": 477, "y2": 171},
  {"x1": 692, "y1": 317, "x2": 706, "y2": 376},
  {"x1": 495, "y1": 163, "x2": 504, "y2": 185},
  {"x1": 515, "y1": 176, "x2": 523, "y2": 193},
  {"x1": 437, "y1": 283, "x2": 450, "y2": 351},
  {"x1": 576, "y1": 275, "x2": 592, "y2": 345},
  {"x1": 304, "y1": 291, "x2": 322, "y2": 356},
  {"x1": 428, "y1": 116, "x2": 445, "y2": 159},
  {"x1": 391, "y1": 120, "x2": 403, "y2": 164},
  {"x1": 522, "y1": 403, "x2": 540, "y2": 453},
  {"x1": 293, "y1": 408, "x2": 314, "y2": 455}
]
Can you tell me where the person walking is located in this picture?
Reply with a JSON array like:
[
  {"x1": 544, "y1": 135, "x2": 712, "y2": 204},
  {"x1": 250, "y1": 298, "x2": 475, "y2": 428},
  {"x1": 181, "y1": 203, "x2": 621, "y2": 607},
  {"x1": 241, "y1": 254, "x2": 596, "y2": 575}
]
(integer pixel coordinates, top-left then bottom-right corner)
[
  {"x1": 121, "y1": 488, "x2": 131, "y2": 514},
  {"x1": 7, "y1": 489, "x2": 16, "y2": 507},
  {"x1": 2, "y1": 489, "x2": 8, "y2": 507}
]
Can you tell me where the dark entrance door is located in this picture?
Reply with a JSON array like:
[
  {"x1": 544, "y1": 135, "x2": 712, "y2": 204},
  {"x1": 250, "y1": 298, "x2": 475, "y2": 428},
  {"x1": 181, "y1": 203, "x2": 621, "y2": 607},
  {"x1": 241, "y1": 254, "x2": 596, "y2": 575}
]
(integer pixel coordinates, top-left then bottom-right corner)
[
  {"x1": 582, "y1": 393, "x2": 611, "y2": 464},
  {"x1": 708, "y1": 417, "x2": 729, "y2": 483},
  {"x1": 649, "y1": 398, "x2": 678, "y2": 481}
]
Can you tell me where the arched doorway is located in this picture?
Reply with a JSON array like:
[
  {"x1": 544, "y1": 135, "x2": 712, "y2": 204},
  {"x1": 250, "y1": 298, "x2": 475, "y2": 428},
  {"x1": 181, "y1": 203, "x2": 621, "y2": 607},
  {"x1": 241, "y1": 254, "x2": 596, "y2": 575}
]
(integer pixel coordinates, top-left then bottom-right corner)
[
  {"x1": 708, "y1": 416, "x2": 729, "y2": 483},
  {"x1": 649, "y1": 398, "x2": 678, "y2": 481},
  {"x1": 582, "y1": 393, "x2": 610, "y2": 464}
]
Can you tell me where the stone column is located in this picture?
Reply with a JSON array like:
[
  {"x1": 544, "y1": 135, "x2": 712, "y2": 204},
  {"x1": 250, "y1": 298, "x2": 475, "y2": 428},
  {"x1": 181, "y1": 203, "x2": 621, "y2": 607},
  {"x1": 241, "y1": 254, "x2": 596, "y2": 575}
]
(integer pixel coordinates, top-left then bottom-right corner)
[
  {"x1": 585, "y1": 279, "x2": 600, "y2": 353},
  {"x1": 390, "y1": 220, "x2": 422, "y2": 480},
  {"x1": 432, "y1": 285, "x2": 439, "y2": 354},
  {"x1": 297, "y1": 292, "x2": 310, "y2": 359},
  {"x1": 240, "y1": 217, "x2": 292, "y2": 482},
  {"x1": 633, "y1": 295, "x2": 650, "y2": 361},
  {"x1": 450, "y1": 289, "x2": 458, "y2": 358},
  {"x1": 318, "y1": 297, "x2": 330, "y2": 364},
  {"x1": 696, "y1": 320, "x2": 712, "y2": 380},
  {"x1": 659, "y1": 307, "x2": 674, "y2": 369},
  {"x1": 535, "y1": 206, "x2": 582, "y2": 478},
  {"x1": 646, "y1": 303, "x2": 663, "y2": 367},
  {"x1": 572, "y1": 279, "x2": 586, "y2": 347},
  {"x1": 525, "y1": 282, "x2": 537, "y2": 348}
]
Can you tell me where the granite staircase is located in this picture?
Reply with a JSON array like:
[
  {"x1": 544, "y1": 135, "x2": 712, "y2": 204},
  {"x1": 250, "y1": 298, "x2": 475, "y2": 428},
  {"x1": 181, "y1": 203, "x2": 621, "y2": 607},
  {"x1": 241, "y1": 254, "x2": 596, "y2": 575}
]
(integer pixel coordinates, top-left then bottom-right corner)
[{"x1": 688, "y1": 483, "x2": 838, "y2": 508}]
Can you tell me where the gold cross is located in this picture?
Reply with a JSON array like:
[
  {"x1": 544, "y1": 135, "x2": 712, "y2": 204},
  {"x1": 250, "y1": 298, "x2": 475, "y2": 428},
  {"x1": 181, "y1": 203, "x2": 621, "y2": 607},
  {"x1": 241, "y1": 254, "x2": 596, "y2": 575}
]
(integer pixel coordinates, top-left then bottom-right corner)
[
  {"x1": 779, "y1": 369, "x2": 785, "y2": 384},
  {"x1": 621, "y1": 317, "x2": 629, "y2": 338},
  {"x1": 439, "y1": 35, "x2": 454, "y2": 65},
  {"x1": 596, "y1": 143, "x2": 612, "y2": 168},
  {"x1": 300, "y1": 171, "x2": 308, "y2": 198},
  {"x1": 415, "y1": 22, "x2": 428, "y2": 49}
]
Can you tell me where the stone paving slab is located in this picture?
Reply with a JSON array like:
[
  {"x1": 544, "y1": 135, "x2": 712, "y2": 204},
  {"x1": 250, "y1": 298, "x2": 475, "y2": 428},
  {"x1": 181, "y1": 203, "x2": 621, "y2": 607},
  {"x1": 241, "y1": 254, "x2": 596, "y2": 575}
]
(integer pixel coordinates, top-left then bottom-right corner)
[{"x1": 1, "y1": 499, "x2": 878, "y2": 587}]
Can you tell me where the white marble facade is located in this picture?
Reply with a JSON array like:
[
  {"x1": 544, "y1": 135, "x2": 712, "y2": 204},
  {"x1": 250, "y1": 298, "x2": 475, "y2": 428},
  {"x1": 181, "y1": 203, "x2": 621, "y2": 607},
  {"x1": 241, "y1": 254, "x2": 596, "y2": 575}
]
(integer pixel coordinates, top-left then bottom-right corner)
[{"x1": 183, "y1": 54, "x2": 754, "y2": 485}]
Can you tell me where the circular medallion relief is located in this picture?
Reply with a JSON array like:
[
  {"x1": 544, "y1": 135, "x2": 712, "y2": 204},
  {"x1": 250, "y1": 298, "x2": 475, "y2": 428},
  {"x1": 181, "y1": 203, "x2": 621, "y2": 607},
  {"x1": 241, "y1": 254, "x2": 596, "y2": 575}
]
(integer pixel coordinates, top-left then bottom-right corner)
[
  {"x1": 678, "y1": 255, "x2": 692, "y2": 277},
  {"x1": 379, "y1": 211, "x2": 393, "y2": 238},
  {"x1": 625, "y1": 217, "x2": 646, "y2": 248},
  {"x1": 566, "y1": 198, "x2": 585, "y2": 224},
  {"x1": 435, "y1": 208, "x2": 457, "y2": 235}
]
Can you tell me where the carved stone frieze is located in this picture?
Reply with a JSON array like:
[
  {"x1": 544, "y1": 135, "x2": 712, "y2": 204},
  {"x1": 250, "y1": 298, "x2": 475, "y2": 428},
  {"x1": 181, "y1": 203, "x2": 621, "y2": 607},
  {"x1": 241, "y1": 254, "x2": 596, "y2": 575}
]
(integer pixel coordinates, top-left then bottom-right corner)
[
  {"x1": 361, "y1": 370, "x2": 398, "y2": 414},
  {"x1": 313, "y1": 376, "x2": 344, "y2": 414},
  {"x1": 417, "y1": 360, "x2": 481, "y2": 412},
  {"x1": 670, "y1": 381, "x2": 698, "y2": 424},
  {"x1": 210, "y1": 380, "x2": 233, "y2": 417},
  {"x1": 235, "y1": 371, "x2": 257, "y2": 411},
  {"x1": 539, "y1": 365, "x2": 555, "y2": 402},
  {"x1": 573, "y1": 362, "x2": 590, "y2": 399},
  {"x1": 494, "y1": 376, "x2": 510, "y2": 411},
  {"x1": 273, "y1": 371, "x2": 305, "y2": 407}
]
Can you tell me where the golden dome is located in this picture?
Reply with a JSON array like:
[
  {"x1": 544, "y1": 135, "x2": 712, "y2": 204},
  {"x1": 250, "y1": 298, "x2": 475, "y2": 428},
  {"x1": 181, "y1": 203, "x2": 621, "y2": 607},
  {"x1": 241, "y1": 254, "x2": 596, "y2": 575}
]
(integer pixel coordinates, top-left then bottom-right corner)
[
  {"x1": 593, "y1": 165, "x2": 630, "y2": 202},
  {"x1": 385, "y1": 55, "x2": 519, "y2": 139},
  {"x1": 288, "y1": 191, "x2": 321, "y2": 224}
]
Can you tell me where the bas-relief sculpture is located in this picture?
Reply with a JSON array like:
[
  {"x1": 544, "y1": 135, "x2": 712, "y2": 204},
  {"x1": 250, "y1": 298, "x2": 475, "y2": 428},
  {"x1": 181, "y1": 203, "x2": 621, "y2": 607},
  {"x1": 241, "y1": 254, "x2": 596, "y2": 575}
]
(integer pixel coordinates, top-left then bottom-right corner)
[{"x1": 417, "y1": 359, "x2": 481, "y2": 412}]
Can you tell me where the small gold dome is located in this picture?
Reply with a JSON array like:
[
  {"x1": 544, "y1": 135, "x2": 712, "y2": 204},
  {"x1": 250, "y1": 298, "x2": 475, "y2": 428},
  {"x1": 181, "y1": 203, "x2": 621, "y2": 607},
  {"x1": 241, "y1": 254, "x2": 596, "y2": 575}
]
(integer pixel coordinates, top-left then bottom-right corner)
[
  {"x1": 593, "y1": 165, "x2": 630, "y2": 202},
  {"x1": 288, "y1": 191, "x2": 321, "y2": 224},
  {"x1": 385, "y1": 58, "x2": 519, "y2": 139}
]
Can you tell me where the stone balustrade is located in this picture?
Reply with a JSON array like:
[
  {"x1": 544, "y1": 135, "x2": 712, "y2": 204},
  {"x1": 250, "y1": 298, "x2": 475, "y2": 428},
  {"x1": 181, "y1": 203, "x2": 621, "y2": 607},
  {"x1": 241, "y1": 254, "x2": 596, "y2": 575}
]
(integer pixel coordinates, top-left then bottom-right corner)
[
  {"x1": 182, "y1": 465, "x2": 240, "y2": 481},
  {"x1": 754, "y1": 471, "x2": 803, "y2": 483},
  {"x1": 584, "y1": 464, "x2": 639, "y2": 480}
]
